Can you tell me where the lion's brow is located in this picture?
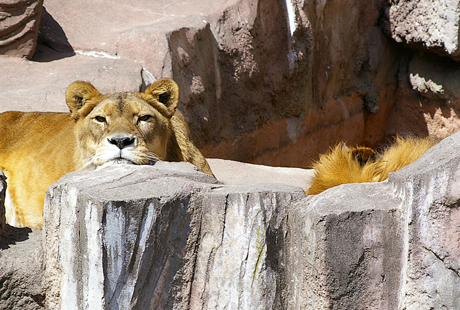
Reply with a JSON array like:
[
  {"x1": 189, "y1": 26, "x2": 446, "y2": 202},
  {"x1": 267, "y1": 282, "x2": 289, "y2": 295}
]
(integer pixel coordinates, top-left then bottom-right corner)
[{"x1": 117, "y1": 93, "x2": 128, "y2": 109}]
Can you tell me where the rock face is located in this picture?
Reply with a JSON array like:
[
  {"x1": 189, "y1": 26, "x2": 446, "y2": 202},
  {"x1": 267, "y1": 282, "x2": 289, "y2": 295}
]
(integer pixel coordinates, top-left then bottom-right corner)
[
  {"x1": 43, "y1": 162, "x2": 305, "y2": 309},
  {"x1": 390, "y1": 0, "x2": 460, "y2": 60},
  {"x1": 0, "y1": 0, "x2": 43, "y2": 58},
  {"x1": 37, "y1": 131, "x2": 460, "y2": 309},
  {"x1": 389, "y1": 134, "x2": 460, "y2": 309},
  {"x1": 0, "y1": 171, "x2": 5, "y2": 235},
  {"x1": 291, "y1": 182, "x2": 403, "y2": 309}
]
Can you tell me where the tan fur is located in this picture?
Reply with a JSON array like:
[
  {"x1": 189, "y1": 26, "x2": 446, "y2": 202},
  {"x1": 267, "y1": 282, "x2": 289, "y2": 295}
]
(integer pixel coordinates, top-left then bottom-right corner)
[
  {"x1": 0, "y1": 78, "x2": 214, "y2": 229},
  {"x1": 307, "y1": 136, "x2": 437, "y2": 195}
]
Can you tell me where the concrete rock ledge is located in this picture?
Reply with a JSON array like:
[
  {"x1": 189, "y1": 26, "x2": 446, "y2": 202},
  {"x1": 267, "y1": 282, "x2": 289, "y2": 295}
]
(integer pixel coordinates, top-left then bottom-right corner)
[
  {"x1": 43, "y1": 162, "x2": 305, "y2": 309},
  {"x1": 2, "y1": 132, "x2": 460, "y2": 308}
]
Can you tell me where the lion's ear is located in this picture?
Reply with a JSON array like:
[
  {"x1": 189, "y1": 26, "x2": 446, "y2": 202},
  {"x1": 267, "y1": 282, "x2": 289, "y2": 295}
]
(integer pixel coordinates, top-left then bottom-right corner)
[
  {"x1": 66, "y1": 81, "x2": 102, "y2": 118},
  {"x1": 143, "y1": 78, "x2": 179, "y2": 115}
]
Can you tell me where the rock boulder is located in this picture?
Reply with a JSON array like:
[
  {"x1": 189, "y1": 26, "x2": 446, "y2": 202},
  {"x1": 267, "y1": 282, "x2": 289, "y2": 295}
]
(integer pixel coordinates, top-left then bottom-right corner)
[
  {"x1": 43, "y1": 162, "x2": 305, "y2": 309},
  {"x1": 0, "y1": 128, "x2": 459, "y2": 308},
  {"x1": 390, "y1": 0, "x2": 460, "y2": 60},
  {"x1": 39, "y1": 131, "x2": 460, "y2": 309},
  {"x1": 0, "y1": 0, "x2": 43, "y2": 58}
]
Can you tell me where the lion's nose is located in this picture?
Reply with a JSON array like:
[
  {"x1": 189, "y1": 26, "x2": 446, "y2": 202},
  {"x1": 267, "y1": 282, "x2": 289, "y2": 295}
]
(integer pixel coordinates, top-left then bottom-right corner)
[{"x1": 108, "y1": 136, "x2": 135, "y2": 149}]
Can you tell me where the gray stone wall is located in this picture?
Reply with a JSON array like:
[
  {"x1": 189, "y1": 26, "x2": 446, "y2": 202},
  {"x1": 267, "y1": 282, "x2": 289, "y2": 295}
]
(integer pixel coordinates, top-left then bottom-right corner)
[{"x1": 37, "y1": 131, "x2": 460, "y2": 309}]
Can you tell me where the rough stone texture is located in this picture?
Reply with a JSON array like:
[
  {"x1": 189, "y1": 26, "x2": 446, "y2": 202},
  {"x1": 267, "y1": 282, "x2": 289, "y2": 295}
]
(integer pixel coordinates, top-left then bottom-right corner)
[
  {"x1": 0, "y1": 171, "x2": 5, "y2": 235},
  {"x1": 0, "y1": 131, "x2": 452, "y2": 309},
  {"x1": 0, "y1": 0, "x2": 43, "y2": 59},
  {"x1": 187, "y1": 183, "x2": 304, "y2": 309},
  {"x1": 43, "y1": 162, "x2": 218, "y2": 309},
  {"x1": 389, "y1": 132, "x2": 460, "y2": 309},
  {"x1": 290, "y1": 182, "x2": 403, "y2": 309},
  {"x1": 389, "y1": 0, "x2": 460, "y2": 60},
  {"x1": 43, "y1": 162, "x2": 305, "y2": 309},
  {"x1": 0, "y1": 228, "x2": 44, "y2": 310}
]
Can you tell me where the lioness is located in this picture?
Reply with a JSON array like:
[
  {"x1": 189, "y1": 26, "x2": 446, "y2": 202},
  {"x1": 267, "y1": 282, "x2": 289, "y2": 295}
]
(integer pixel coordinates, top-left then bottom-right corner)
[{"x1": 0, "y1": 78, "x2": 214, "y2": 229}]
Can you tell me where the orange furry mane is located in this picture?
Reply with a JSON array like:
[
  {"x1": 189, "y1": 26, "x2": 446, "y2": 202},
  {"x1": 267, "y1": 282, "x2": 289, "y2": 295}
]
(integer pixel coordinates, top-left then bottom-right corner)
[{"x1": 306, "y1": 136, "x2": 437, "y2": 195}]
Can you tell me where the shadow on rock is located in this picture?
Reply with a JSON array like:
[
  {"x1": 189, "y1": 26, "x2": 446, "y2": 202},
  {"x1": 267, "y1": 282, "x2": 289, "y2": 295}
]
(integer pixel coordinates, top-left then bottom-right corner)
[
  {"x1": 32, "y1": 7, "x2": 75, "y2": 62},
  {"x1": 0, "y1": 224, "x2": 33, "y2": 250}
]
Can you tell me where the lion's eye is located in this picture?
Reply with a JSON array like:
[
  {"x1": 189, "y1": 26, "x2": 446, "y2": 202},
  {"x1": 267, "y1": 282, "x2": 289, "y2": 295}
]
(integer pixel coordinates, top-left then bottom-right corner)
[
  {"x1": 95, "y1": 116, "x2": 106, "y2": 123},
  {"x1": 138, "y1": 115, "x2": 152, "y2": 122}
]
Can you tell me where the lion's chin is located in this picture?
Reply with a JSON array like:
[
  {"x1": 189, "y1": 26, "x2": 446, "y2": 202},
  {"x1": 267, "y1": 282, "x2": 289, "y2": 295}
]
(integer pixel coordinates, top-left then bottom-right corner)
[
  {"x1": 111, "y1": 158, "x2": 136, "y2": 165},
  {"x1": 97, "y1": 158, "x2": 137, "y2": 168}
]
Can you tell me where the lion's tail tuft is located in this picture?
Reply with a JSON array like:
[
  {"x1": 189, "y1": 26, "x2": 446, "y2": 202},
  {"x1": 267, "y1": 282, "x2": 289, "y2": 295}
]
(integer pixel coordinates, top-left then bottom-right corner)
[{"x1": 306, "y1": 136, "x2": 437, "y2": 195}]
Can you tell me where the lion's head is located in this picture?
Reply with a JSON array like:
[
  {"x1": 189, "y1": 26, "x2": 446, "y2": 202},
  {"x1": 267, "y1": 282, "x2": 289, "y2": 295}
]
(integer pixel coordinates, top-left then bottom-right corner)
[{"x1": 66, "y1": 78, "x2": 180, "y2": 168}]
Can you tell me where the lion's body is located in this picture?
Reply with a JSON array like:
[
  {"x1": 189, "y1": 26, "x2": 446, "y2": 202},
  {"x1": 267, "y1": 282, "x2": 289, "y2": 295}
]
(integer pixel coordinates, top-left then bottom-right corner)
[
  {"x1": 307, "y1": 136, "x2": 436, "y2": 195},
  {"x1": 0, "y1": 79, "x2": 213, "y2": 229},
  {"x1": 0, "y1": 112, "x2": 78, "y2": 228}
]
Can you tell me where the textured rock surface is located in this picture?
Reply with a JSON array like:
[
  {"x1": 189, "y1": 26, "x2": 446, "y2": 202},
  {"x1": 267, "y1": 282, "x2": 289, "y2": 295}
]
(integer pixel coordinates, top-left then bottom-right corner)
[
  {"x1": 0, "y1": 228, "x2": 44, "y2": 310},
  {"x1": 0, "y1": 131, "x2": 453, "y2": 309},
  {"x1": 187, "y1": 183, "x2": 304, "y2": 309},
  {"x1": 292, "y1": 182, "x2": 403, "y2": 309},
  {"x1": 389, "y1": 133, "x2": 460, "y2": 309},
  {"x1": 390, "y1": 0, "x2": 460, "y2": 59},
  {"x1": 43, "y1": 162, "x2": 305, "y2": 309},
  {"x1": 0, "y1": 0, "x2": 43, "y2": 58},
  {"x1": 43, "y1": 162, "x2": 218, "y2": 309},
  {"x1": 0, "y1": 171, "x2": 5, "y2": 235}
]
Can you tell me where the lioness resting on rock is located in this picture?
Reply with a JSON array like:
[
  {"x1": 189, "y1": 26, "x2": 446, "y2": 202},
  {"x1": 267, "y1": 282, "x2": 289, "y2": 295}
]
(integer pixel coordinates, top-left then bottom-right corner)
[
  {"x1": 307, "y1": 136, "x2": 437, "y2": 195},
  {"x1": 0, "y1": 78, "x2": 214, "y2": 229}
]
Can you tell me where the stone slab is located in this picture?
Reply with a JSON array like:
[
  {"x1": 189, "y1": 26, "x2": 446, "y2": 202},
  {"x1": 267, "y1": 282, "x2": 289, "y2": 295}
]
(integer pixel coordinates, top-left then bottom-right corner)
[
  {"x1": 207, "y1": 158, "x2": 314, "y2": 191},
  {"x1": 43, "y1": 163, "x2": 217, "y2": 309},
  {"x1": 188, "y1": 183, "x2": 305, "y2": 309},
  {"x1": 287, "y1": 181, "x2": 403, "y2": 309},
  {"x1": 0, "y1": 55, "x2": 142, "y2": 113}
]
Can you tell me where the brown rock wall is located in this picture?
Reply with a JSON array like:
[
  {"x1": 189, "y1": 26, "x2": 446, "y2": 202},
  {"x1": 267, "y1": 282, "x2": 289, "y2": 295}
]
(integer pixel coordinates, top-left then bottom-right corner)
[{"x1": 0, "y1": 0, "x2": 43, "y2": 59}]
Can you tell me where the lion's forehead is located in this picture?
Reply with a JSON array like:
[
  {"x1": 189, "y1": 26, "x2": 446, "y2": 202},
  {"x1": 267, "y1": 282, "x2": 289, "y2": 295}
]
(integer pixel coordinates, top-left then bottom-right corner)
[{"x1": 95, "y1": 93, "x2": 156, "y2": 115}]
